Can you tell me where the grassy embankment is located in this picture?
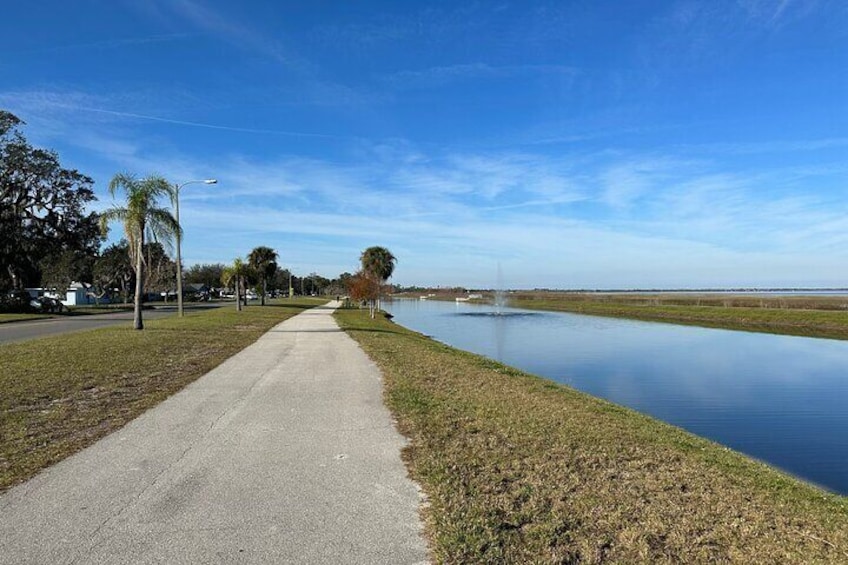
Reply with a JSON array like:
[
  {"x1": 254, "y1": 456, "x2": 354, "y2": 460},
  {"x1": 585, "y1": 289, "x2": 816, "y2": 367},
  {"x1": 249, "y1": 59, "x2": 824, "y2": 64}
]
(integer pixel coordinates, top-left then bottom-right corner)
[
  {"x1": 507, "y1": 292, "x2": 848, "y2": 340},
  {"x1": 0, "y1": 298, "x2": 322, "y2": 493},
  {"x1": 336, "y1": 308, "x2": 848, "y2": 564}
]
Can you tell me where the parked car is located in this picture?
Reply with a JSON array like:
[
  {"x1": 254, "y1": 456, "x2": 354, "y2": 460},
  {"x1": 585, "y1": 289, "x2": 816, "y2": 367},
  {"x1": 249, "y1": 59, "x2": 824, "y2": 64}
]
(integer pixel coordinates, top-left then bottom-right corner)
[{"x1": 30, "y1": 296, "x2": 64, "y2": 313}]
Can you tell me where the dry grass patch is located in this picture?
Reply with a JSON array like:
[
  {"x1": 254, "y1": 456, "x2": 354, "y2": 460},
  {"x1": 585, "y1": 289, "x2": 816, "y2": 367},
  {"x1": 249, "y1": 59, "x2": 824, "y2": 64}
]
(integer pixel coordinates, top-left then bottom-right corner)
[
  {"x1": 0, "y1": 299, "x2": 323, "y2": 492},
  {"x1": 336, "y1": 309, "x2": 848, "y2": 564}
]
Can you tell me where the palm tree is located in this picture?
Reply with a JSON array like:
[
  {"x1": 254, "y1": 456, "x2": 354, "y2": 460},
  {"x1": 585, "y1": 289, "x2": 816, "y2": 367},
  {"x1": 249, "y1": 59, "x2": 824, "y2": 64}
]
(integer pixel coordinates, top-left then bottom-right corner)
[
  {"x1": 99, "y1": 173, "x2": 179, "y2": 330},
  {"x1": 222, "y1": 258, "x2": 250, "y2": 311},
  {"x1": 361, "y1": 246, "x2": 397, "y2": 283},
  {"x1": 360, "y1": 246, "x2": 397, "y2": 317},
  {"x1": 248, "y1": 246, "x2": 278, "y2": 306}
]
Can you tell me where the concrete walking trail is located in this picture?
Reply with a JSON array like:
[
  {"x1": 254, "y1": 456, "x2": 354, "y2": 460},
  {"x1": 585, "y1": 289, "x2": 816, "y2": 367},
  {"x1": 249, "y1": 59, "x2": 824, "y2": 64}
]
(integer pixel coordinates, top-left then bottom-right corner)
[{"x1": 0, "y1": 302, "x2": 429, "y2": 564}]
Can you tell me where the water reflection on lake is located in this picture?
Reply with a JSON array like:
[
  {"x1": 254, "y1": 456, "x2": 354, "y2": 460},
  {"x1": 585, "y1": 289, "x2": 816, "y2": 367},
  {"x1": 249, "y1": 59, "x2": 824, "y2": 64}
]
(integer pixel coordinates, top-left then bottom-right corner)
[{"x1": 384, "y1": 298, "x2": 848, "y2": 495}]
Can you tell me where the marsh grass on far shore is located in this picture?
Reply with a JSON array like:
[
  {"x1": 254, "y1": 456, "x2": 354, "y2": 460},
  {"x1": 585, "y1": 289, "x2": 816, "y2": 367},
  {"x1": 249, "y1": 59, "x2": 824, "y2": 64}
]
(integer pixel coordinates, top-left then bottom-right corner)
[
  {"x1": 507, "y1": 292, "x2": 848, "y2": 341},
  {"x1": 336, "y1": 308, "x2": 848, "y2": 564}
]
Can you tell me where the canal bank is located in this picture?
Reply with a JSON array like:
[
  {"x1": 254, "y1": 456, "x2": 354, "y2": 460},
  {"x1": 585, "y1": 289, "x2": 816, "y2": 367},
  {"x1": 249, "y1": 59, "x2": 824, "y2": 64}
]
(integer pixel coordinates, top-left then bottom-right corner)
[
  {"x1": 336, "y1": 308, "x2": 848, "y2": 564},
  {"x1": 384, "y1": 297, "x2": 848, "y2": 495},
  {"x1": 509, "y1": 291, "x2": 848, "y2": 341}
]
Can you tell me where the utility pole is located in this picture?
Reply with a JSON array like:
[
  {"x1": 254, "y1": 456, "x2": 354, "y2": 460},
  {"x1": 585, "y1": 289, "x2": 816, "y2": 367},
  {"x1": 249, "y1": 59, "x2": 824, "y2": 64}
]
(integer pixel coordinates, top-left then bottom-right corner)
[{"x1": 174, "y1": 178, "x2": 217, "y2": 317}]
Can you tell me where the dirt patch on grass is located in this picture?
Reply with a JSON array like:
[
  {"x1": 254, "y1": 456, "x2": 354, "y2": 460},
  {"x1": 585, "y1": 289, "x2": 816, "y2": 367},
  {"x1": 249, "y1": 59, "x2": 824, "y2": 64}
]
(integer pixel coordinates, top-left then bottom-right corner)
[{"x1": 337, "y1": 309, "x2": 848, "y2": 564}]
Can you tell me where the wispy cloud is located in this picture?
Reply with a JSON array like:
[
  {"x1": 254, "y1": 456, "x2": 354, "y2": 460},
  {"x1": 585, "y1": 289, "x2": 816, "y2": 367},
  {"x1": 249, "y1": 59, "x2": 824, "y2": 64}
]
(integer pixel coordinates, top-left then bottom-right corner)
[
  {"x1": 151, "y1": 0, "x2": 304, "y2": 69},
  {"x1": 182, "y1": 142, "x2": 844, "y2": 255},
  {"x1": 636, "y1": 0, "x2": 828, "y2": 80},
  {"x1": 72, "y1": 119, "x2": 848, "y2": 269},
  {"x1": 737, "y1": 0, "x2": 808, "y2": 28},
  {"x1": 44, "y1": 103, "x2": 347, "y2": 139},
  {"x1": 0, "y1": 89, "x2": 354, "y2": 140},
  {"x1": 104, "y1": 146, "x2": 848, "y2": 287},
  {"x1": 129, "y1": 1, "x2": 382, "y2": 109},
  {"x1": 383, "y1": 63, "x2": 578, "y2": 90},
  {"x1": 599, "y1": 157, "x2": 697, "y2": 209},
  {"x1": 181, "y1": 195, "x2": 841, "y2": 288}
]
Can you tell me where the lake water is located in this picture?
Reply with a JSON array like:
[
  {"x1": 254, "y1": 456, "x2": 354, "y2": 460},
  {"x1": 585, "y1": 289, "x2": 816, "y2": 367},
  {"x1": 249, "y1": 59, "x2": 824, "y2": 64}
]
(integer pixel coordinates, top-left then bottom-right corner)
[{"x1": 383, "y1": 298, "x2": 848, "y2": 495}]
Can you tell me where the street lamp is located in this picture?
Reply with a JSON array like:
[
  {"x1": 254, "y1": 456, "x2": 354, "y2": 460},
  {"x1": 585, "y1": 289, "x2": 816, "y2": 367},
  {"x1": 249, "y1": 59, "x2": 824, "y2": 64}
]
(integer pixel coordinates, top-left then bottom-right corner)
[{"x1": 174, "y1": 178, "x2": 217, "y2": 317}]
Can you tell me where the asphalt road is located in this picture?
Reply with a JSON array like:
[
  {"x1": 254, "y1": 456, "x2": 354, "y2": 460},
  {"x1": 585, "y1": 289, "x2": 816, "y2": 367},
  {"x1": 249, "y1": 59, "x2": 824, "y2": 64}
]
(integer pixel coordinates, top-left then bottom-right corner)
[
  {"x1": 0, "y1": 304, "x2": 222, "y2": 344},
  {"x1": 0, "y1": 301, "x2": 428, "y2": 564}
]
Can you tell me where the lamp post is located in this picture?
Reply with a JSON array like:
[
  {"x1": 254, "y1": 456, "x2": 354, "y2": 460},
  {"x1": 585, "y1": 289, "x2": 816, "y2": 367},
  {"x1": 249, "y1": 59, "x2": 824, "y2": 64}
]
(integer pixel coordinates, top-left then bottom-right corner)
[{"x1": 174, "y1": 178, "x2": 217, "y2": 317}]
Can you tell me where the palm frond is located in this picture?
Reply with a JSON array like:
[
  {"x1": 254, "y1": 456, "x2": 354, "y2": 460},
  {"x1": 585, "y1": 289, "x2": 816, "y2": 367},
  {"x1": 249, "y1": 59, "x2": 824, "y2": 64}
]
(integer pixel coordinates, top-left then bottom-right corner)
[
  {"x1": 107, "y1": 172, "x2": 137, "y2": 199},
  {"x1": 146, "y1": 207, "x2": 181, "y2": 253},
  {"x1": 98, "y1": 207, "x2": 129, "y2": 236}
]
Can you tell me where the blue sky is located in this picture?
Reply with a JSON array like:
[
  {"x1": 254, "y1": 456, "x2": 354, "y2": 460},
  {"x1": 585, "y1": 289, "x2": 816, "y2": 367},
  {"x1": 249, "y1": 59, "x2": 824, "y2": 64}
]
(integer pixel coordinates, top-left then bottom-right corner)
[{"x1": 2, "y1": 1, "x2": 847, "y2": 289}]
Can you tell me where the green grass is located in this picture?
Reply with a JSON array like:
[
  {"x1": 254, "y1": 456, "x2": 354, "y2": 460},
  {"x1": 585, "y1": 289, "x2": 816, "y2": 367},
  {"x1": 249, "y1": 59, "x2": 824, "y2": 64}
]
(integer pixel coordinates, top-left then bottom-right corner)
[
  {"x1": 65, "y1": 304, "x2": 136, "y2": 315},
  {"x1": 0, "y1": 298, "x2": 323, "y2": 493},
  {"x1": 510, "y1": 293, "x2": 848, "y2": 340},
  {"x1": 0, "y1": 305, "x2": 136, "y2": 323},
  {"x1": 336, "y1": 308, "x2": 848, "y2": 564},
  {"x1": 0, "y1": 313, "x2": 52, "y2": 324}
]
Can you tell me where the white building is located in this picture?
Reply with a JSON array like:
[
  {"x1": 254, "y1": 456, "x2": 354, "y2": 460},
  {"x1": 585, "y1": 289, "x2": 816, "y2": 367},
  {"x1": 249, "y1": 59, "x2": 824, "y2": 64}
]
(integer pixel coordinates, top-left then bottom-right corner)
[
  {"x1": 61, "y1": 282, "x2": 94, "y2": 306},
  {"x1": 25, "y1": 282, "x2": 110, "y2": 306}
]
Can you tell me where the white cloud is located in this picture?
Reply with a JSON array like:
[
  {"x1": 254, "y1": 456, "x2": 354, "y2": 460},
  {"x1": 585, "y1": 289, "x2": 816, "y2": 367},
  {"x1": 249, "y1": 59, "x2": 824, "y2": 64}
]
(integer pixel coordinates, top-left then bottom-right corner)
[{"x1": 103, "y1": 139, "x2": 848, "y2": 286}]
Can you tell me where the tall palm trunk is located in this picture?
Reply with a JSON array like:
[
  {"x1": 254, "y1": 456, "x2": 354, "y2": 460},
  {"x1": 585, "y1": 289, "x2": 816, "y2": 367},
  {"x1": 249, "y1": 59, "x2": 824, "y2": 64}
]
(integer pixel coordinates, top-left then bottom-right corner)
[
  {"x1": 236, "y1": 273, "x2": 242, "y2": 311},
  {"x1": 133, "y1": 233, "x2": 144, "y2": 330},
  {"x1": 261, "y1": 278, "x2": 267, "y2": 306}
]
